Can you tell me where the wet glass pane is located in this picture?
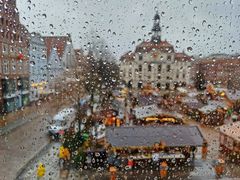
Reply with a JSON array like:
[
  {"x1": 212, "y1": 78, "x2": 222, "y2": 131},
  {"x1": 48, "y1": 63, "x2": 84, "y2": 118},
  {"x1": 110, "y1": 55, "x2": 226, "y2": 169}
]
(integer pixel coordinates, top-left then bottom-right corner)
[{"x1": 0, "y1": 0, "x2": 239, "y2": 179}]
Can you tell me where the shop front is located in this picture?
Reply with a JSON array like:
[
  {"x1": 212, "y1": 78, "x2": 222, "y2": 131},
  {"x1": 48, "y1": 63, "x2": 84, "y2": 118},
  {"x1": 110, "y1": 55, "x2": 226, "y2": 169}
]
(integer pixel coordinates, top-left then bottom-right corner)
[
  {"x1": 22, "y1": 94, "x2": 30, "y2": 106},
  {"x1": 3, "y1": 97, "x2": 16, "y2": 113}
]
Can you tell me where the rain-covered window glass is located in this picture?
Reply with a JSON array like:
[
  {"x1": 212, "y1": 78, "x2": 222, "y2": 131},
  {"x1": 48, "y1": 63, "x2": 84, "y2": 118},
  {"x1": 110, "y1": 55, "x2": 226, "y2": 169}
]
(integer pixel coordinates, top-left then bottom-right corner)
[{"x1": 0, "y1": 0, "x2": 240, "y2": 179}]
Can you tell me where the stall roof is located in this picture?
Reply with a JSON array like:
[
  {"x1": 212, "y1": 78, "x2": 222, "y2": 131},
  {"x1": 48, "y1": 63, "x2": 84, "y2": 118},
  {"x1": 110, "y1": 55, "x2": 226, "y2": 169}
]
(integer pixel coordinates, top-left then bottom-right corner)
[
  {"x1": 198, "y1": 100, "x2": 226, "y2": 113},
  {"x1": 219, "y1": 121, "x2": 240, "y2": 142},
  {"x1": 137, "y1": 95, "x2": 161, "y2": 106},
  {"x1": 182, "y1": 97, "x2": 199, "y2": 103},
  {"x1": 106, "y1": 125, "x2": 204, "y2": 148},
  {"x1": 187, "y1": 92, "x2": 199, "y2": 97},
  {"x1": 182, "y1": 97, "x2": 204, "y2": 109},
  {"x1": 133, "y1": 104, "x2": 162, "y2": 119},
  {"x1": 133, "y1": 104, "x2": 184, "y2": 119}
]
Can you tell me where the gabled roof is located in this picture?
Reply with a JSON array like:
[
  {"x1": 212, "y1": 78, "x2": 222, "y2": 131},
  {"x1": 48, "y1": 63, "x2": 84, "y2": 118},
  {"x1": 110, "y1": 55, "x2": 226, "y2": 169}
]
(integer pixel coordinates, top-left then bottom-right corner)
[
  {"x1": 43, "y1": 36, "x2": 70, "y2": 58},
  {"x1": 106, "y1": 125, "x2": 204, "y2": 148}
]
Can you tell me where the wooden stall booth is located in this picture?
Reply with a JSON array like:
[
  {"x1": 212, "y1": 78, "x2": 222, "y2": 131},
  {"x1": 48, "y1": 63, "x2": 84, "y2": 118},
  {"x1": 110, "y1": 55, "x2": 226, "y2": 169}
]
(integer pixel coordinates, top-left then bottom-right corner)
[{"x1": 105, "y1": 125, "x2": 205, "y2": 168}]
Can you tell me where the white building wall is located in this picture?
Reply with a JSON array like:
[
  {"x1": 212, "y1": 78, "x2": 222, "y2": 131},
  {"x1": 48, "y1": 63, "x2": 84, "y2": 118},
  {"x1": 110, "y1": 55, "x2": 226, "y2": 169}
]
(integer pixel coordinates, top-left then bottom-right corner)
[
  {"x1": 47, "y1": 48, "x2": 64, "y2": 91},
  {"x1": 120, "y1": 50, "x2": 192, "y2": 89},
  {"x1": 61, "y1": 42, "x2": 76, "y2": 69},
  {"x1": 29, "y1": 34, "x2": 48, "y2": 101}
]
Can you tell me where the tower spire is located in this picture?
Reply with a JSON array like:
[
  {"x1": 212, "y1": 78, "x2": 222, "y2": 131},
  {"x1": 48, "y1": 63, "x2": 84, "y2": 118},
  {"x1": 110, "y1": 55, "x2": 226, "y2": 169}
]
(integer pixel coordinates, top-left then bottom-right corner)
[{"x1": 151, "y1": 11, "x2": 161, "y2": 43}]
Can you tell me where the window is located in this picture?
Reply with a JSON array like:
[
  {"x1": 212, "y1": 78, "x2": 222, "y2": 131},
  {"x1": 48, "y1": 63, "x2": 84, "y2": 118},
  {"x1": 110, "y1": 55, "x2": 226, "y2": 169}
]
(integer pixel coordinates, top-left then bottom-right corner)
[
  {"x1": 158, "y1": 64, "x2": 161, "y2": 72},
  {"x1": 138, "y1": 65, "x2": 142, "y2": 71},
  {"x1": 183, "y1": 70, "x2": 186, "y2": 78},
  {"x1": 3, "y1": 44, "x2": 8, "y2": 53},
  {"x1": 148, "y1": 64, "x2": 152, "y2": 72},
  {"x1": 176, "y1": 70, "x2": 179, "y2": 78},
  {"x1": 11, "y1": 60, "x2": 16, "y2": 73},
  {"x1": 3, "y1": 60, "x2": 8, "y2": 74},
  {"x1": 129, "y1": 70, "x2": 132, "y2": 77},
  {"x1": 167, "y1": 64, "x2": 171, "y2": 72}
]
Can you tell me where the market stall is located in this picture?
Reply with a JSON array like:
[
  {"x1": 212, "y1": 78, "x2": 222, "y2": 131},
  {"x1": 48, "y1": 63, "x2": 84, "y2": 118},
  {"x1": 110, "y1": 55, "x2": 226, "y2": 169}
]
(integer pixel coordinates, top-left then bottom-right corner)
[
  {"x1": 219, "y1": 121, "x2": 240, "y2": 161},
  {"x1": 105, "y1": 126, "x2": 205, "y2": 167}
]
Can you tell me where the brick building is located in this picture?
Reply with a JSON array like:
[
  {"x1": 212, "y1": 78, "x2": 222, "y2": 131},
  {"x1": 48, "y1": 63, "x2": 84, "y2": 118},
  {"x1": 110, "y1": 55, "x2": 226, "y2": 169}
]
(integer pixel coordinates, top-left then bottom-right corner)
[
  {"x1": 193, "y1": 54, "x2": 240, "y2": 90},
  {"x1": 0, "y1": 0, "x2": 30, "y2": 113}
]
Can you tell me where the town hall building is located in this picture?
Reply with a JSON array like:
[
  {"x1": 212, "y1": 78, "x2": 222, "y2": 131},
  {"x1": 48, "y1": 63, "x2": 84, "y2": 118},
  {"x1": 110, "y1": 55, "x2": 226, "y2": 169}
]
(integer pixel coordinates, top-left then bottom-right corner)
[{"x1": 120, "y1": 12, "x2": 192, "y2": 90}]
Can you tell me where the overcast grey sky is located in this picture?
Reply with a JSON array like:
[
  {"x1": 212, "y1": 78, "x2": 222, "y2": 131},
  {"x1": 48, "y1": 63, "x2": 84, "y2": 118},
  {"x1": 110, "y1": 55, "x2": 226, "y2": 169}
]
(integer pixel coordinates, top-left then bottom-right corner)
[{"x1": 17, "y1": 0, "x2": 240, "y2": 58}]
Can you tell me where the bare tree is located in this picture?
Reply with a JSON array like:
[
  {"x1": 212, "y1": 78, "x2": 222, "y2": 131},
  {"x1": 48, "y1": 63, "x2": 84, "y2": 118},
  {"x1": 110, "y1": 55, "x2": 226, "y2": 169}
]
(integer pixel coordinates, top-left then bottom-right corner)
[{"x1": 82, "y1": 37, "x2": 119, "y2": 109}]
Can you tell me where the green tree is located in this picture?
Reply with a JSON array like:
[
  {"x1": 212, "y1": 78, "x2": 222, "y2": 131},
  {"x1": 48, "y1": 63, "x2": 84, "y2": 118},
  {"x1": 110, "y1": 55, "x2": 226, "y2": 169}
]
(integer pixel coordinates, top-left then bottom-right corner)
[{"x1": 195, "y1": 71, "x2": 206, "y2": 90}]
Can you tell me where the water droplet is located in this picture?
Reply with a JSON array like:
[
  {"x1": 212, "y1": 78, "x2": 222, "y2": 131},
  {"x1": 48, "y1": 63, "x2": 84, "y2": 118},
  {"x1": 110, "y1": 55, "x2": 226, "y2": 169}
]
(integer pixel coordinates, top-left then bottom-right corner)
[
  {"x1": 42, "y1": 14, "x2": 47, "y2": 18},
  {"x1": 30, "y1": 61, "x2": 35, "y2": 66},
  {"x1": 187, "y1": 47, "x2": 193, "y2": 52},
  {"x1": 202, "y1": 20, "x2": 206, "y2": 26}
]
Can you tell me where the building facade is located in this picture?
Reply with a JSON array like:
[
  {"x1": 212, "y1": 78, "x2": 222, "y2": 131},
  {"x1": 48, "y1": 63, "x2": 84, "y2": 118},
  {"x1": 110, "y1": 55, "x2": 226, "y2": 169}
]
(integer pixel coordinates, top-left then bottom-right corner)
[
  {"x1": 193, "y1": 54, "x2": 240, "y2": 90},
  {"x1": 44, "y1": 36, "x2": 76, "y2": 92},
  {"x1": 29, "y1": 33, "x2": 48, "y2": 101},
  {"x1": 0, "y1": 0, "x2": 30, "y2": 113},
  {"x1": 120, "y1": 12, "x2": 192, "y2": 90}
]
